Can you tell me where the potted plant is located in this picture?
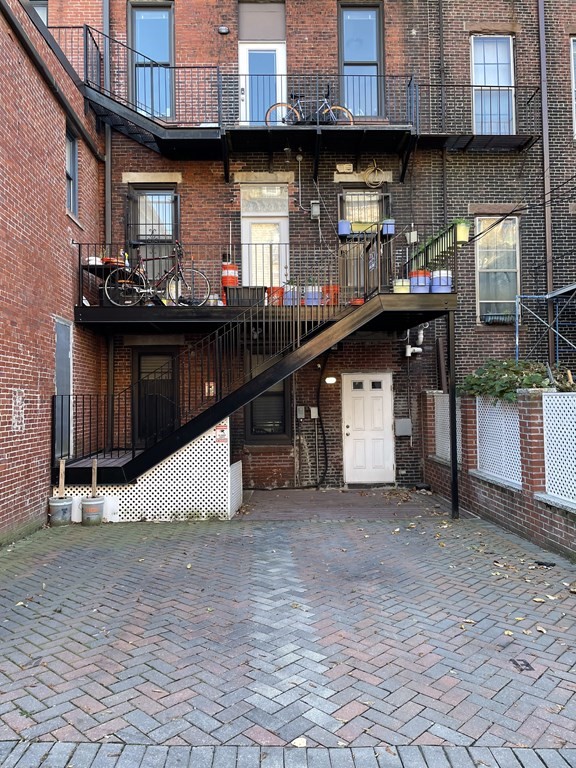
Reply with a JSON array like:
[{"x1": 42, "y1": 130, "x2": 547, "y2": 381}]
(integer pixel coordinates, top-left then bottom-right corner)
[
  {"x1": 452, "y1": 217, "x2": 471, "y2": 244},
  {"x1": 304, "y1": 281, "x2": 322, "y2": 306},
  {"x1": 283, "y1": 279, "x2": 301, "y2": 306}
]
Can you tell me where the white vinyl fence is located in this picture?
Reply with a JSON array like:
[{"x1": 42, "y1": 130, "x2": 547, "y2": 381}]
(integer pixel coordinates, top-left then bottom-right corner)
[
  {"x1": 543, "y1": 392, "x2": 576, "y2": 504},
  {"x1": 476, "y1": 396, "x2": 522, "y2": 485}
]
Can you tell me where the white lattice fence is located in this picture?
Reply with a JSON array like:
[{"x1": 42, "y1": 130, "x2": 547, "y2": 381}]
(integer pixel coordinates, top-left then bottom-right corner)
[
  {"x1": 57, "y1": 418, "x2": 244, "y2": 522},
  {"x1": 477, "y1": 397, "x2": 521, "y2": 485},
  {"x1": 543, "y1": 392, "x2": 576, "y2": 503},
  {"x1": 433, "y1": 393, "x2": 461, "y2": 463}
]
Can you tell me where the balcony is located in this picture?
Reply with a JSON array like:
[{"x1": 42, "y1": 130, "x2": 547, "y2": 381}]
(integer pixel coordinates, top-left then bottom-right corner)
[
  {"x1": 46, "y1": 26, "x2": 540, "y2": 167},
  {"x1": 75, "y1": 229, "x2": 458, "y2": 336},
  {"x1": 416, "y1": 83, "x2": 541, "y2": 151}
]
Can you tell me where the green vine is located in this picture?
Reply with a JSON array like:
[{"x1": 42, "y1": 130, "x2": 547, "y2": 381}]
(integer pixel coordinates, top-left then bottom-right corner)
[{"x1": 458, "y1": 359, "x2": 576, "y2": 402}]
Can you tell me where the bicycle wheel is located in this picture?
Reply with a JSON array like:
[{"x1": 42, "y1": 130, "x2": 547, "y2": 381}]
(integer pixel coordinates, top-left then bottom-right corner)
[
  {"x1": 322, "y1": 105, "x2": 354, "y2": 126},
  {"x1": 265, "y1": 103, "x2": 300, "y2": 127},
  {"x1": 104, "y1": 268, "x2": 145, "y2": 306},
  {"x1": 167, "y1": 269, "x2": 210, "y2": 307}
]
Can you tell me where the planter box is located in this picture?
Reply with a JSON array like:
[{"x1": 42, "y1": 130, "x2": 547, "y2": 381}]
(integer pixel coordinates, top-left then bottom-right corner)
[{"x1": 224, "y1": 287, "x2": 266, "y2": 306}]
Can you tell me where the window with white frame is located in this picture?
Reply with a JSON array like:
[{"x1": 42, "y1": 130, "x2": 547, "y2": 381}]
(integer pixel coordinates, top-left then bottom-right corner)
[
  {"x1": 571, "y1": 38, "x2": 576, "y2": 136},
  {"x1": 65, "y1": 131, "x2": 78, "y2": 216},
  {"x1": 471, "y1": 36, "x2": 515, "y2": 134},
  {"x1": 476, "y1": 216, "x2": 519, "y2": 324}
]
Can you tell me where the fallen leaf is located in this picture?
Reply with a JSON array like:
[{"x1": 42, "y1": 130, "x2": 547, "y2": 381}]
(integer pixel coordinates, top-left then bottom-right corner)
[
  {"x1": 533, "y1": 598, "x2": 546, "y2": 603},
  {"x1": 522, "y1": 629, "x2": 532, "y2": 635},
  {"x1": 291, "y1": 738, "x2": 307, "y2": 748},
  {"x1": 536, "y1": 625, "x2": 547, "y2": 634},
  {"x1": 546, "y1": 595, "x2": 559, "y2": 600},
  {"x1": 462, "y1": 619, "x2": 476, "y2": 624},
  {"x1": 504, "y1": 630, "x2": 514, "y2": 636},
  {"x1": 15, "y1": 602, "x2": 25, "y2": 607},
  {"x1": 514, "y1": 617, "x2": 525, "y2": 622},
  {"x1": 186, "y1": 564, "x2": 192, "y2": 569}
]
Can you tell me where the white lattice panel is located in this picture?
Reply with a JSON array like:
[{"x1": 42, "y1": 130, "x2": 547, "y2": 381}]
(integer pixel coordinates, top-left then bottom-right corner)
[
  {"x1": 58, "y1": 418, "x2": 244, "y2": 522},
  {"x1": 434, "y1": 393, "x2": 462, "y2": 464},
  {"x1": 477, "y1": 397, "x2": 521, "y2": 485},
  {"x1": 543, "y1": 392, "x2": 576, "y2": 502}
]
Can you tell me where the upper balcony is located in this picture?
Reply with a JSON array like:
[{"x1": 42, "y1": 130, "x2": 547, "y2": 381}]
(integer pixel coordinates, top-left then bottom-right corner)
[{"x1": 48, "y1": 26, "x2": 541, "y2": 170}]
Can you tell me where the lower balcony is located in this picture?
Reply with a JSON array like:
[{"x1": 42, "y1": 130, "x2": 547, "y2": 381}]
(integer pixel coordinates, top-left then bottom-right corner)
[{"x1": 75, "y1": 230, "x2": 459, "y2": 335}]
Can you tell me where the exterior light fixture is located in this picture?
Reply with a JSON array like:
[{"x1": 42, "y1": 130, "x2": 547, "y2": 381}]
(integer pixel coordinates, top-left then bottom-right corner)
[
  {"x1": 310, "y1": 200, "x2": 321, "y2": 220},
  {"x1": 218, "y1": 25, "x2": 230, "y2": 35},
  {"x1": 325, "y1": 375, "x2": 337, "y2": 385}
]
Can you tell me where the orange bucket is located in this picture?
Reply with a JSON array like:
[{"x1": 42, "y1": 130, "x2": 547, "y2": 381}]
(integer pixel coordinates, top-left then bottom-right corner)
[
  {"x1": 267, "y1": 286, "x2": 284, "y2": 306},
  {"x1": 221, "y1": 262, "x2": 239, "y2": 287},
  {"x1": 322, "y1": 285, "x2": 339, "y2": 305}
]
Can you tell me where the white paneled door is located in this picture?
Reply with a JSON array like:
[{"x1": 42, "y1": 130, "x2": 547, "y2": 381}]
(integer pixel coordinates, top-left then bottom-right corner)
[{"x1": 342, "y1": 373, "x2": 395, "y2": 484}]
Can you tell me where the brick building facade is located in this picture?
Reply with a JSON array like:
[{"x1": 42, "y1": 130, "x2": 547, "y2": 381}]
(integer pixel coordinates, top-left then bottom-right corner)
[{"x1": 1, "y1": 0, "x2": 574, "y2": 542}]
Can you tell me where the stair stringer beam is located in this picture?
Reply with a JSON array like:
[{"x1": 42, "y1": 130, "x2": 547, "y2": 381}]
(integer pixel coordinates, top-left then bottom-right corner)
[{"x1": 113, "y1": 297, "x2": 388, "y2": 483}]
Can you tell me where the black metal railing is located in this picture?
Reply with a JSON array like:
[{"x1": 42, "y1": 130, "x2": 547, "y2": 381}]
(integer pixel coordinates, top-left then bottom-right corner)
[
  {"x1": 221, "y1": 73, "x2": 417, "y2": 127},
  {"x1": 47, "y1": 26, "x2": 85, "y2": 79},
  {"x1": 83, "y1": 26, "x2": 220, "y2": 125},
  {"x1": 77, "y1": 238, "x2": 397, "y2": 309},
  {"x1": 417, "y1": 84, "x2": 541, "y2": 136},
  {"x1": 402, "y1": 221, "x2": 463, "y2": 291}
]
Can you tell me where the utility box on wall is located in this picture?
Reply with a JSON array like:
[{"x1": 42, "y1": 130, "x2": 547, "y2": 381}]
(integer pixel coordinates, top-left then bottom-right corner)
[{"x1": 395, "y1": 418, "x2": 413, "y2": 437}]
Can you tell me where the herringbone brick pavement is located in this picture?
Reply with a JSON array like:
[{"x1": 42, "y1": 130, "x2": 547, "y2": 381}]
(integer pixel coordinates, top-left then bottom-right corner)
[{"x1": 0, "y1": 489, "x2": 574, "y2": 765}]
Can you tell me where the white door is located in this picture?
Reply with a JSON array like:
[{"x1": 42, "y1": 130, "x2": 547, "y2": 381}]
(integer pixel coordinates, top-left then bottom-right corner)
[
  {"x1": 342, "y1": 372, "x2": 395, "y2": 484},
  {"x1": 241, "y1": 218, "x2": 289, "y2": 287},
  {"x1": 239, "y1": 43, "x2": 286, "y2": 124}
]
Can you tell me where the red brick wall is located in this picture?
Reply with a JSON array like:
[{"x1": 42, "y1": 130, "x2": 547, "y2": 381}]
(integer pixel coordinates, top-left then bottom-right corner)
[
  {"x1": 423, "y1": 391, "x2": 576, "y2": 559},
  {"x1": 0, "y1": 0, "x2": 104, "y2": 541}
]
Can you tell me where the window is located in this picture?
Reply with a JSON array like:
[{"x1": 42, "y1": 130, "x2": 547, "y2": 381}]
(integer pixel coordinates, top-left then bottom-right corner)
[
  {"x1": 127, "y1": 188, "x2": 178, "y2": 243},
  {"x1": 340, "y1": 6, "x2": 382, "y2": 117},
  {"x1": 30, "y1": 1, "x2": 48, "y2": 24},
  {"x1": 65, "y1": 131, "x2": 78, "y2": 216},
  {"x1": 127, "y1": 187, "x2": 179, "y2": 278},
  {"x1": 472, "y1": 36, "x2": 515, "y2": 134},
  {"x1": 131, "y1": 4, "x2": 173, "y2": 117},
  {"x1": 339, "y1": 190, "x2": 389, "y2": 233},
  {"x1": 476, "y1": 217, "x2": 519, "y2": 324},
  {"x1": 246, "y1": 354, "x2": 290, "y2": 441}
]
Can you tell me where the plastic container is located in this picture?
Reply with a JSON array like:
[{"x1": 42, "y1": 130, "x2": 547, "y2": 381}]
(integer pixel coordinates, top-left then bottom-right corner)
[
  {"x1": 221, "y1": 262, "x2": 239, "y2": 287},
  {"x1": 266, "y1": 286, "x2": 284, "y2": 306},
  {"x1": 409, "y1": 270, "x2": 431, "y2": 293},
  {"x1": 392, "y1": 279, "x2": 410, "y2": 294},
  {"x1": 81, "y1": 497, "x2": 104, "y2": 526},
  {"x1": 48, "y1": 497, "x2": 72, "y2": 526},
  {"x1": 304, "y1": 286, "x2": 322, "y2": 306},
  {"x1": 283, "y1": 288, "x2": 301, "y2": 306},
  {"x1": 431, "y1": 269, "x2": 453, "y2": 293},
  {"x1": 338, "y1": 220, "x2": 351, "y2": 237}
]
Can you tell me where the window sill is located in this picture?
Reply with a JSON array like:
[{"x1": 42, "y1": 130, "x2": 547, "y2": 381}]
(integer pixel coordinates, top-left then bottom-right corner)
[
  {"x1": 243, "y1": 441, "x2": 293, "y2": 452},
  {"x1": 469, "y1": 469, "x2": 522, "y2": 492},
  {"x1": 534, "y1": 492, "x2": 576, "y2": 521},
  {"x1": 66, "y1": 210, "x2": 84, "y2": 230}
]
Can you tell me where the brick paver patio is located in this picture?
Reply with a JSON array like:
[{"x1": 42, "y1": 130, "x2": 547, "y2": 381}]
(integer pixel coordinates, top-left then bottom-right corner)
[{"x1": 0, "y1": 489, "x2": 574, "y2": 767}]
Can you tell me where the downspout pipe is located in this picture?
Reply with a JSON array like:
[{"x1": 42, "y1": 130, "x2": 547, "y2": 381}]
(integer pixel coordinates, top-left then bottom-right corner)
[
  {"x1": 537, "y1": 0, "x2": 554, "y2": 364},
  {"x1": 103, "y1": 0, "x2": 112, "y2": 243}
]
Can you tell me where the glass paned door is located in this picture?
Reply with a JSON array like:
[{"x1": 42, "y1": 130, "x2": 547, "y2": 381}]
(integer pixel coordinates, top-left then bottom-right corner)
[
  {"x1": 132, "y1": 7, "x2": 173, "y2": 118},
  {"x1": 472, "y1": 36, "x2": 515, "y2": 134},
  {"x1": 239, "y1": 43, "x2": 286, "y2": 124},
  {"x1": 341, "y1": 7, "x2": 380, "y2": 117},
  {"x1": 241, "y1": 220, "x2": 289, "y2": 287}
]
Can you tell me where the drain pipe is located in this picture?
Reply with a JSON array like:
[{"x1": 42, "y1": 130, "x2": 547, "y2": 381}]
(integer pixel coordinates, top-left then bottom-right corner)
[
  {"x1": 537, "y1": 0, "x2": 554, "y2": 364},
  {"x1": 103, "y1": 0, "x2": 112, "y2": 243}
]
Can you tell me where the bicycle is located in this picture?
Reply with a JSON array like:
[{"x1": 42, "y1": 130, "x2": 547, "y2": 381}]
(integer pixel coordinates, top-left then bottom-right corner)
[
  {"x1": 265, "y1": 84, "x2": 354, "y2": 127},
  {"x1": 104, "y1": 241, "x2": 211, "y2": 307}
]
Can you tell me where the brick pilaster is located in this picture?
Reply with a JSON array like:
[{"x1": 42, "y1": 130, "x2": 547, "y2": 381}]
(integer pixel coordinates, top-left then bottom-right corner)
[
  {"x1": 460, "y1": 395, "x2": 477, "y2": 472},
  {"x1": 517, "y1": 388, "x2": 550, "y2": 495}
]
